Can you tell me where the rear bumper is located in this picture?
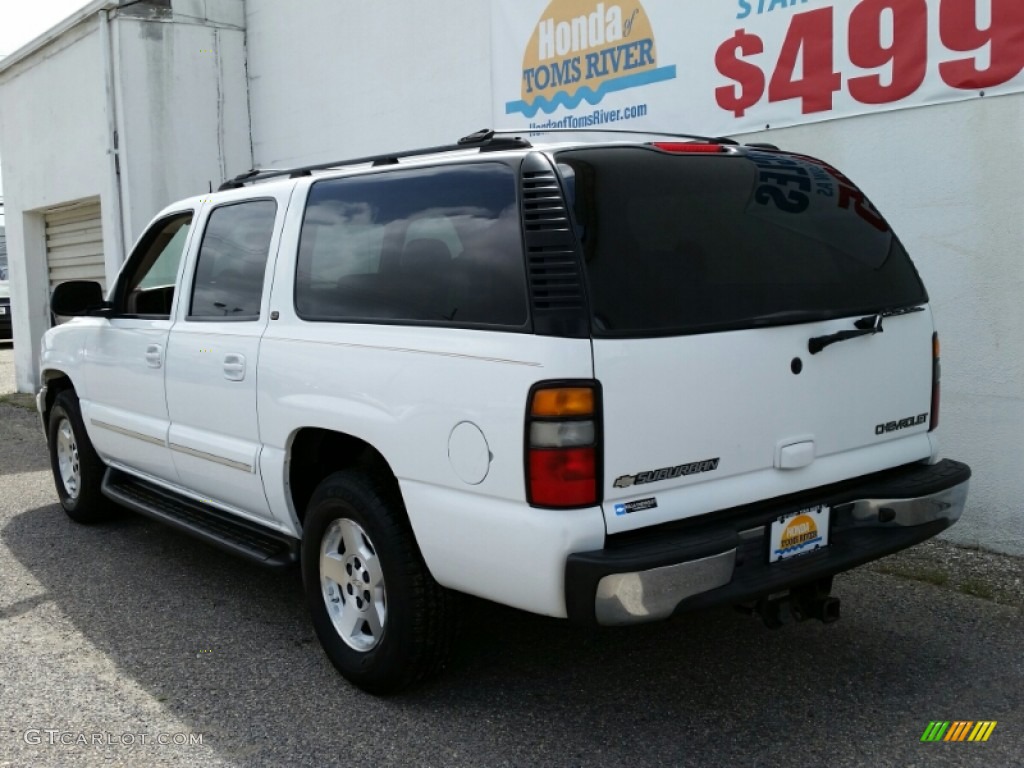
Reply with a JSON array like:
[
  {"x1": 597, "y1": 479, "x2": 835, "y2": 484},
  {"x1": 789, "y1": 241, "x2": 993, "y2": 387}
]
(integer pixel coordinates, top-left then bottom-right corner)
[{"x1": 565, "y1": 459, "x2": 971, "y2": 626}]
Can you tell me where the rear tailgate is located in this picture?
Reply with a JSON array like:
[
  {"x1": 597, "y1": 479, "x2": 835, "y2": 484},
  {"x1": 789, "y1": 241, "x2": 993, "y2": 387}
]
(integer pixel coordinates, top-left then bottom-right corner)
[
  {"x1": 556, "y1": 145, "x2": 935, "y2": 534},
  {"x1": 593, "y1": 316, "x2": 934, "y2": 534}
]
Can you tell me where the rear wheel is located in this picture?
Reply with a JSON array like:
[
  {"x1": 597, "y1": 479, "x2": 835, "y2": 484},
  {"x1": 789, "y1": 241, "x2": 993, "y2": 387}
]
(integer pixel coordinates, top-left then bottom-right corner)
[
  {"x1": 47, "y1": 390, "x2": 111, "y2": 523},
  {"x1": 301, "y1": 469, "x2": 456, "y2": 694}
]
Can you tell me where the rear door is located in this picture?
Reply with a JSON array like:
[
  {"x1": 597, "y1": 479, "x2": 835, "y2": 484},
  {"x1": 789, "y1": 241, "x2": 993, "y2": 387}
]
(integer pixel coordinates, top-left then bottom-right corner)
[
  {"x1": 557, "y1": 146, "x2": 935, "y2": 534},
  {"x1": 164, "y1": 192, "x2": 290, "y2": 525}
]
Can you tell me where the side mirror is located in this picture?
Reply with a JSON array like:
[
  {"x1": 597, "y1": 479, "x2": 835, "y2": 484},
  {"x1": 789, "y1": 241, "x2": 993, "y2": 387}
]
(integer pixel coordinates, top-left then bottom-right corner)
[{"x1": 51, "y1": 280, "x2": 111, "y2": 317}]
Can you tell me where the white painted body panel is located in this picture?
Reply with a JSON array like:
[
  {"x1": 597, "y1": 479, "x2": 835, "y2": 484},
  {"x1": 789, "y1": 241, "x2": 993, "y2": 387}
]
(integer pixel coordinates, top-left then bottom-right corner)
[
  {"x1": 80, "y1": 318, "x2": 178, "y2": 482},
  {"x1": 256, "y1": 317, "x2": 595, "y2": 613},
  {"x1": 65, "y1": 200, "x2": 206, "y2": 483},
  {"x1": 399, "y1": 481, "x2": 604, "y2": 618},
  {"x1": 39, "y1": 318, "x2": 94, "y2": 385},
  {"x1": 259, "y1": 446, "x2": 298, "y2": 531},
  {"x1": 256, "y1": 323, "x2": 594, "y2": 515},
  {"x1": 596, "y1": 310, "x2": 936, "y2": 534}
]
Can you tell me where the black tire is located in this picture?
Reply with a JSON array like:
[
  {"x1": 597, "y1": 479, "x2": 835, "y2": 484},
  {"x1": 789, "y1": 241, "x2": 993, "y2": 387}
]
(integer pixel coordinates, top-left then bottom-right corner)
[
  {"x1": 301, "y1": 469, "x2": 457, "y2": 694},
  {"x1": 47, "y1": 390, "x2": 111, "y2": 523}
]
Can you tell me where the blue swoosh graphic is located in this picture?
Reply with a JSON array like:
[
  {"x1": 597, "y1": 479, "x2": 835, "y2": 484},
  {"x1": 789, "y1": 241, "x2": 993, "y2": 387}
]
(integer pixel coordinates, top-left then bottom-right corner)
[
  {"x1": 774, "y1": 536, "x2": 823, "y2": 557},
  {"x1": 505, "y1": 66, "x2": 677, "y2": 117}
]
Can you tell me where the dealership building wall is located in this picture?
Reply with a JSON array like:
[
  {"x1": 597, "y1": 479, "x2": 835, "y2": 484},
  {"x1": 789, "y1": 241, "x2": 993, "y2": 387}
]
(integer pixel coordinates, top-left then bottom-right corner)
[
  {"x1": 246, "y1": 0, "x2": 493, "y2": 168},
  {"x1": 0, "y1": 0, "x2": 1021, "y2": 554},
  {"x1": 0, "y1": 16, "x2": 116, "y2": 378},
  {"x1": 0, "y1": 0, "x2": 251, "y2": 394}
]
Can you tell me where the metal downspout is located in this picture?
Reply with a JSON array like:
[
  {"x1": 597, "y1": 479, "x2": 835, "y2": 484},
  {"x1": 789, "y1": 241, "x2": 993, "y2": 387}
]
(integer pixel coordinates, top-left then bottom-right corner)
[{"x1": 100, "y1": 9, "x2": 126, "y2": 279}]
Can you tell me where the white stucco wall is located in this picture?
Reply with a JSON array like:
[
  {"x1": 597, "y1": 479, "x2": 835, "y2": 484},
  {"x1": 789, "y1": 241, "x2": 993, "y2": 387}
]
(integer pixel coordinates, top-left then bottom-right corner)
[
  {"x1": 245, "y1": 0, "x2": 493, "y2": 167},
  {"x1": 0, "y1": 18, "x2": 113, "y2": 393},
  {"x1": 739, "y1": 97, "x2": 1024, "y2": 555},
  {"x1": 114, "y1": 10, "x2": 251, "y2": 240},
  {"x1": 0, "y1": 0, "x2": 251, "y2": 393}
]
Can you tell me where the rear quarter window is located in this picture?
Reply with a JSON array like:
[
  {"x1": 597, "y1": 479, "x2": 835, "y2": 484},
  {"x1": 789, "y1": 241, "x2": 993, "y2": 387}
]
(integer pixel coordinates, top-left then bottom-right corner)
[{"x1": 295, "y1": 163, "x2": 528, "y2": 329}]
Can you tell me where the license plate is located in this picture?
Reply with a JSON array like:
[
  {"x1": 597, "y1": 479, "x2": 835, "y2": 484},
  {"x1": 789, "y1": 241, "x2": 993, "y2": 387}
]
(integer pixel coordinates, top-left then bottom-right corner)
[
  {"x1": 769, "y1": 504, "x2": 830, "y2": 563},
  {"x1": 0, "y1": 307, "x2": 6, "y2": 315}
]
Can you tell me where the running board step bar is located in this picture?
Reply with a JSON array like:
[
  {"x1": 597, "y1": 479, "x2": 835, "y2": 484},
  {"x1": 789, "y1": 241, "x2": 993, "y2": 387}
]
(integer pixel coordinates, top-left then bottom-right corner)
[{"x1": 102, "y1": 468, "x2": 299, "y2": 568}]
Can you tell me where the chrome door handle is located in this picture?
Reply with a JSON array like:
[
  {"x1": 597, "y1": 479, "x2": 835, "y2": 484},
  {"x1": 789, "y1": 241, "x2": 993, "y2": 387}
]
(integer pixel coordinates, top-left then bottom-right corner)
[
  {"x1": 223, "y1": 353, "x2": 246, "y2": 382},
  {"x1": 145, "y1": 344, "x2": 163, "y2": 369}
]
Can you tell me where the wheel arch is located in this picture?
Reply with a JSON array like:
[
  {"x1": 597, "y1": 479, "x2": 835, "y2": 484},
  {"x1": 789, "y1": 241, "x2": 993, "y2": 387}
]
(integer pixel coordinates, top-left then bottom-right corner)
[
  {"x1": 286, "y1": 427, "x2": 402, "y2": 528},
  {"x1": 39, "y1": 369, "x2": 78, "y2": 428}
]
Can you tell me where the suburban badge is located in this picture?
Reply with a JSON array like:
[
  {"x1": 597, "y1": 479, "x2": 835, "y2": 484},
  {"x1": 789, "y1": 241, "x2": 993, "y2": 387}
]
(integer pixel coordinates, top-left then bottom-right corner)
[{"x1": 613, "y1": 457, "x2": 720, "y2": 489}]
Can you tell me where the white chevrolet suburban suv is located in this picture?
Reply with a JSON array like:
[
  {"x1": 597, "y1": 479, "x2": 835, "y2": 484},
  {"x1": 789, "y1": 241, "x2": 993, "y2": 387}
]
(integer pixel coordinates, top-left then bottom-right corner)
[{"x1": 38, "y1": 129, "x2": 971, "y2": 693}]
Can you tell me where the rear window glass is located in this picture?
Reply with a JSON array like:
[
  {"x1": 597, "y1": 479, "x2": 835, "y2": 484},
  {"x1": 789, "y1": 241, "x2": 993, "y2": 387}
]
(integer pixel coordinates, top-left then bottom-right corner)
[
  {"x1": 295, "y1": 163, "x2": 528, "y2": 328},
  {"x1": 557, "y1": 147, "x2": 927, "y2": 337}
]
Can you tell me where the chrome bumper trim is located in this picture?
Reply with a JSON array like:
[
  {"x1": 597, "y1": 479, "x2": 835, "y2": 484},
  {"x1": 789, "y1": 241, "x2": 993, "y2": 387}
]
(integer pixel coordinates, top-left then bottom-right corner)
[
  {"x1": 848, "y1": 479, "x2": 969, "y2": 528},
  {"x1": 591, "y1": 478, "x2": 969, "y2": 627},
  {"x1": 594, "y1": 549, "x2": 737, "y2": 626}
]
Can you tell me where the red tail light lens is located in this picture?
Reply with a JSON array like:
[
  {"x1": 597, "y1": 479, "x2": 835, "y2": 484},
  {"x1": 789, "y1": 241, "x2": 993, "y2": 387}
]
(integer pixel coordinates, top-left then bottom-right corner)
[
  {"x1": 649, "y1": 142, "x2": 726, "y2": 154},
  {"x1": 526, "y1": 383, "x2": 601, "y2": 508},
  {"x1": 528, "y1": 447, "x2": 597, "y2": 508},
  {"x1": 930, "y1": 332, "x2": 941, "y2": 431}
]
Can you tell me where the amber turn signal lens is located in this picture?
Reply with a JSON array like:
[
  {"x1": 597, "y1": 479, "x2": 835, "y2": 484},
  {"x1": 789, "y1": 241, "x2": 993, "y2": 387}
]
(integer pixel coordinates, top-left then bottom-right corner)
[{"x1": 531, "y1": 387, "x2": 594, "y2": 418}]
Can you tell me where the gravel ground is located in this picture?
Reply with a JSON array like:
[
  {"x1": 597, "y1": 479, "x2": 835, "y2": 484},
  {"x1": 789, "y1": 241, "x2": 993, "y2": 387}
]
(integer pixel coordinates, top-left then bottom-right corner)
[
  {"x1": 0, "y1": 400, "x2": 1021, "y2": 767},
  {"x1": 870, "y1": 538, "x2": 1024, "y2": 610}
]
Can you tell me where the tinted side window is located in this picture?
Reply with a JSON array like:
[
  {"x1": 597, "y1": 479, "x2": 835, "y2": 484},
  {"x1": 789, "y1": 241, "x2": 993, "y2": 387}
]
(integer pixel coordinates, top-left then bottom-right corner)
[
  {"x1": 189, "y1": 200, "x2": 277, "y2": 320},
  {"x1": 295, "y1": 163, "x2": 527, "y2": 327},
  {"x1": 119, "y1": 213, "x2": 193, "y2": 318}
]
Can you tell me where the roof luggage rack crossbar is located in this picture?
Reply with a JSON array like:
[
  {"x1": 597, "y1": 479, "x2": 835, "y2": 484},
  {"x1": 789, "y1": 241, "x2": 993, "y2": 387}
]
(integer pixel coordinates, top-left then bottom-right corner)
[
  {"x1": 218, "y1": 130, "x2": 532, "y2": 190},
  {"x1": 491, "y1": 127, "x2": 739, "y2": 146}
]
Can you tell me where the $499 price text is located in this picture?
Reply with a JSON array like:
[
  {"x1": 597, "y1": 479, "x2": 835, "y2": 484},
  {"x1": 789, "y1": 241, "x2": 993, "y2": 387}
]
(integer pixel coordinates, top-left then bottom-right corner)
[{"x1": 715, "y1": 0, "x2": 1024, "y2": 118}]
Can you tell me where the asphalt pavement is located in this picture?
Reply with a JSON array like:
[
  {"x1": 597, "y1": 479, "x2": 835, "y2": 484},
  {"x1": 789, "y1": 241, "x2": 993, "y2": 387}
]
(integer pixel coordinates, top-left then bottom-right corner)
[{"x1": 0, "y1": 397, "x2": 1021, "y2": 767}]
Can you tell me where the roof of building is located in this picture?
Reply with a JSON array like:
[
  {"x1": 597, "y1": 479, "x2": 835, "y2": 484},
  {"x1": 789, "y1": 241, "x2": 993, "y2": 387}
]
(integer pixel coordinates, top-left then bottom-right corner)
[{"x1": 0, "y1": 1, "x2": 117, "y2": 77}]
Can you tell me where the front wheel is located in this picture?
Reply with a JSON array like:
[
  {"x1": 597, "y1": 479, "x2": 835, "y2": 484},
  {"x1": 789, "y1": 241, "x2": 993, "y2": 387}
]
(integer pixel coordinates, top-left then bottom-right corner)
[
  {"x1": 301, "y1": 470, "x2": 457, "y2": 694},
  {"x1": 47, "y1": 390, "x2": 111, "y2": 523}
]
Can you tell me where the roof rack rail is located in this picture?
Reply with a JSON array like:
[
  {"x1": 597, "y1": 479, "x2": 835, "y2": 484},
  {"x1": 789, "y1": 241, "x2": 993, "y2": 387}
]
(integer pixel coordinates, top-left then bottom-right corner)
[
  {"x1": 218, "y1": 130, "x2": 532, "y2": 191},
  {"x1": 491, "y1": 127, "x2": 739, "y2": 146}
]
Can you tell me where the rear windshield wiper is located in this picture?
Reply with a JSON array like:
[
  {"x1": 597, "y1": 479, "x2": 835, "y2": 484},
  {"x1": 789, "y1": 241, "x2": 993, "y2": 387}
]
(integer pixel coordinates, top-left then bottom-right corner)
[{"x1": 808, "y1": 306, "x2": 925, "y2": 355}]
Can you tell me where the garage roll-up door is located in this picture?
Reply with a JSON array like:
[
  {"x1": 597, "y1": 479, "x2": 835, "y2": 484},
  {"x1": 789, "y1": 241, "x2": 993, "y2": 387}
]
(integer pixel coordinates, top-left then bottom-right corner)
[{"x1": 45, "y1": 200, "x2": 106, "y2": 290}]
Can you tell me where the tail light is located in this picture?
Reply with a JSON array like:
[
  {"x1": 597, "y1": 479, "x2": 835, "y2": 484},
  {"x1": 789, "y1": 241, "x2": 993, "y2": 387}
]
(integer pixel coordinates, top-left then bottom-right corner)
[
  {"x1": 526, "y1": 382, "x2": 601, "y2": 508},
  {"x1": 930, "y1": 332, "x2": 941, "y2": 431}
]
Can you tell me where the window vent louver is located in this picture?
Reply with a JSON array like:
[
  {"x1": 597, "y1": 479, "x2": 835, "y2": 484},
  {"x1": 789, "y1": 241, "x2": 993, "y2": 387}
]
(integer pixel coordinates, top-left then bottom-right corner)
[{"x1": 520, "y1": 155, "x2": 585, "y2": 325}]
